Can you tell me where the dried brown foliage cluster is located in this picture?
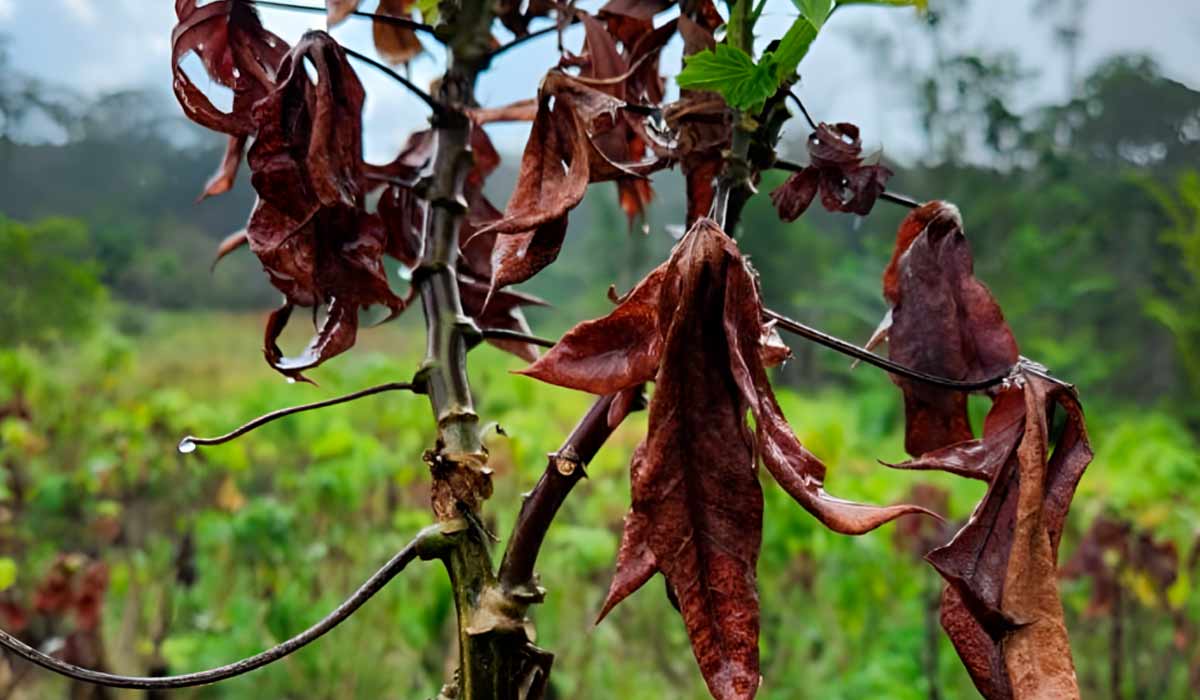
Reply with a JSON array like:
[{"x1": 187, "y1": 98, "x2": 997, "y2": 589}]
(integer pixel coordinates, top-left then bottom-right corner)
[{"x1": 163, "y1": 1, "x2": 1095, "y2": 698}]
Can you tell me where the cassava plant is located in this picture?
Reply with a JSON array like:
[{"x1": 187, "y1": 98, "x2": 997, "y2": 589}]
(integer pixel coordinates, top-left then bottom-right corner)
[{"x1": 0, "y1": 0, "x2": 1096, "y2": 698}]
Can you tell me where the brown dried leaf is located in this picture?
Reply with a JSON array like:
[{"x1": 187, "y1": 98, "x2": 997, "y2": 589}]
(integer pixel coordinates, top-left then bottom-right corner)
[
  {"x1": 212, "y1": 228, "x2": 249, "y2": 269},
  {"x1": 326, "y1": 0, "x2": 361, "y2": 26},
  {"x1": 244, "y1": 32, "x2": 403, "y2": 379},
  {"x1": 883, "y1": 201, "x2": 1019, "y2": 456},
  {"x1": 372, "y1": 0, "x2": 422, "y2": 65},
  {"x1": 927, "y1": 374, "x2": 1090, "y2": 700},
  {"x1": 199, "y1": 134, "x2": 248, "y2": 201},
  {"x1": 528, "y1": 219, "x2": 928, "y2": 699},
  {"x1": 769, "y1": 123, "x2": 893, "y2": 221},
  {"x1": 518, "y1": 264, "x2": 668, "y2": 394}
]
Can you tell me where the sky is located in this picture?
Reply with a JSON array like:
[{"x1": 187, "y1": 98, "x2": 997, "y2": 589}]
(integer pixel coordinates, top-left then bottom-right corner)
[{"x1": 0, "y1": 0, "x2": 1197, "y2": 162}]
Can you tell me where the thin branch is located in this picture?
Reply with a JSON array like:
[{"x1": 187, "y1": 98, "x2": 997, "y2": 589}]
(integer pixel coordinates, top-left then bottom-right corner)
[
  {"x1": 342, "y1": 47, "x2": 445, "y2": 117},
  {"x1": 764, "y1": 308, "x2": 1013, "y2": 391},
  {"x1": 788, "y1": 91, "x2": 818, "y2": 131},
  {"x1": 0, "y1": 527, "x2": 437, "y2": 689},
  {"x1": 180, "y1": 382, "x2": 416, "y2": 451},
  {"x1": 250, "y1": 0, "x2": 436, "y2": 35},
  {"x1": 479, "y1": 328, "x2": 557, "y2": 349},
  {"x1": 488, "y1": 20, "x2": 576, "y2": 60},
  {"x1": 499, "y1": 390, "x2": 644, "y2": 590},
  {"x1": 879, "y1": 190, "x2": 921, "y2": 209}
]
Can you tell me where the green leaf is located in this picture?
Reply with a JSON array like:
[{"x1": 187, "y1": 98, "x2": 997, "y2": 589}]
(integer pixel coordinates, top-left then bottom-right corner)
[
  {"x1": 0, "y1": 558, "x2": 16, "y2": 592},
  {"x1": 678, "y1": 45, "x2": 780, "y2": 111},
  {"x1": 772, "y1": 17, "x2": 819, "y2": 79},
  {"x1": 793, "y1": 0, "x2": 833, "y2": 29},
  {"x1": 677, "y1": 44, "x2": 757, "y2": 91}
]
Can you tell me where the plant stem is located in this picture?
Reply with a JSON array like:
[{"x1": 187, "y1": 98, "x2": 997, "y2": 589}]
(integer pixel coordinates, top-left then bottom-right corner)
[
  {"x1": 410, "y1": 2, "x2": 559, "y2": 697},
  {"x1": 498, "y1": 392, "x2": 640, "y2": 590}
]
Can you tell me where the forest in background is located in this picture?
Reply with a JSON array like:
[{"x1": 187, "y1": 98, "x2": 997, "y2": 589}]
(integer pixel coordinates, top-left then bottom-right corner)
[{"x1": 2, "y1": 2, "x2": 1200, "y2": 696}]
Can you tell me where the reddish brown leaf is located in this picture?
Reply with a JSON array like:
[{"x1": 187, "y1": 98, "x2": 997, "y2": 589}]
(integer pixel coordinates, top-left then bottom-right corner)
[
  {"x1": 326, "y1": 0, "x2": 361, "y2": 26},
  {"x1": 768, "y1": 168, "x2": 818, "y2": 222},
  {"x1": 769, "y1": 123, "x2": 893, "y2": 221},
  {"x1": 518, "y1": 264, "x2": 667, "y2": 394},
  {"x1": 625, "y1": 222, "x2": 762, "y2": 700},
  {"x1": 926, "y1": 374, "x2": 1090, "y2": 700},
  {"x1": 458, "y1": 275, "x2": 547, "y2": 362},
  {"x1": 212, "y1": 228, "x2": 249, "y2": 269},
  {"x1": 199, "y1": 134, "x2": 248, "y2": 201},
  {"x1": 171, "y1": 0, "x2": 288, "y2": 136},
  {"x1": 372, "y1": 0, "x2": 422, "y2": 65},
  {"x1": 526, "y1": 219, "x2": 929, "y2": 699},
  {"x1": 243, "y1": 32, "x2": 402, "y2": 378},
  {"x1": 596, "y1": 441, "x2": 657, "y2": 622},
  {"x1": 882, "y1": 201, "x2": 1019, "y2": 456}
]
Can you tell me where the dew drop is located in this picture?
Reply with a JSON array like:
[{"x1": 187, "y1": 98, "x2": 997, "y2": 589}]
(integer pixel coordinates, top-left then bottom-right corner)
[
  {"x1": 178, "y1": 438, "x2": 197, "y2": 454},
  {"x1": 286, "y1": 377, "x2": 297, "y2": 385}
]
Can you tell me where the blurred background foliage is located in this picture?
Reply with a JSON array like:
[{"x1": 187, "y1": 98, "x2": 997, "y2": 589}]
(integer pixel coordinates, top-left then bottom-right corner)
[{"x1": 1, "y1": 0, "x2": 1199, "y2": 697}]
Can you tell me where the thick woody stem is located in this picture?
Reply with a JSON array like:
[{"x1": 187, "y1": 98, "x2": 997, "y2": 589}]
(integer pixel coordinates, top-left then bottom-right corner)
[{"x1": 415, "y1": 34, "x2": 492, "y2": 518}]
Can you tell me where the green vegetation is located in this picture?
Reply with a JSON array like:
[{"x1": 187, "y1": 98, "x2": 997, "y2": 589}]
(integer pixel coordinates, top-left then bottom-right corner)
[{"x1": 0, "y1": 311, "x2": 1196, "y2": 697}]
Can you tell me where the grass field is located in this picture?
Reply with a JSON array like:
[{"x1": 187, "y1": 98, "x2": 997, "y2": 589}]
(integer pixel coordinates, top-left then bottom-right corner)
[{"x1": 0, "y1": 310, "x2": 1196, "y2": 698}]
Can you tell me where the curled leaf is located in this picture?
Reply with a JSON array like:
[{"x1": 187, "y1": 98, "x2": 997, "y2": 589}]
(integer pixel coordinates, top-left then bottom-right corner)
[
  {"x1": 881, "y1": 201, "x2": 1019, "y2": 456},
  {"x1": 372, "y1": 0, "x2": 422, "y2": 65},
  {"x1": 529, "y1": 219, "x2": 928, "y2": 699},
  {"x1": 770, "y1": 122, "x2": 893, "y2": 221}
]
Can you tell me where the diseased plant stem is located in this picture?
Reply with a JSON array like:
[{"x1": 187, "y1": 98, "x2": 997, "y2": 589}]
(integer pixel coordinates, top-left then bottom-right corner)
[
  {"x1": 411, "y1": 2, "x2": 561, "y2": 696},
  {"x1": 498, "y1": 392, "x2": 642, "y2": 590}
]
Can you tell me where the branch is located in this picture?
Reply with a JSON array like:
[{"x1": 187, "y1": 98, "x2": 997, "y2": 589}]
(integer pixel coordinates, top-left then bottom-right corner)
[
  {"x1": 487, "y1": 22, "x2": 566, "y2": 60},
  {"x1": 0, "y1": 526, "x2": 439, "y2": 690},
  {"x1": 498, "y1": 390, "x2": 643, "y2": 590},
  {"x1": 478, "y1": 328, "x2": 556, "y2": 349},
  {"x1": 249, "y1": 0, "x2": 436, "y2": 35},
  {"x1": 764, "y1": 308, "x2": 1014, "y2": 391},
  {"x1": 787, "y1": 91, "x2": 818, "y2": 131},
  {"x1": 179, "y1": 382, "x2": 417, "y2": 452},
  {"x1": 342, "y1": 47, "x2": 446, "y2": 117}
]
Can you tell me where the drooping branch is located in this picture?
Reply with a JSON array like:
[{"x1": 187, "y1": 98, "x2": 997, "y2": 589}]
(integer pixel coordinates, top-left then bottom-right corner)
[
  {"x1": 179, "y1": 382, "x2": 417, "y2": 452},
  {"x1": 249, "y1": 0, "x2": 436, "y2": 35},
  {"x1": 765, "y1": 308, "x2": 1016, "y2": 390},
  {"x1": 0, "y1": 525, "x2": 440, "y2": 689},
  {"x1": 498, "y1": 390, "x2": 644, "y2": 590},
  {"x1": 342, "y1": 47, "x2": 445, "y2": 117}
]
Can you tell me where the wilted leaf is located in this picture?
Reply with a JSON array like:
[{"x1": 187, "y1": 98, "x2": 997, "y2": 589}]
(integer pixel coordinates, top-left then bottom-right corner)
[
  {"x1": 171, "y1": 1, "x2": 289, "y2": 195},
  {"x1": 326, "y1": 0, "x2": 361, "y2": 26},
  {"x1": 526, "y1": 219, "x2": 929, "y2": 699},
  {"x1": 924, "y1": 374, "x2": 1089, "y2": 699},
  {"x1": 770, "y1": 122, "x2": 893, "y2": 220},
  {"x1": 372, "y1": 0, "x2": 422, "y2": 65},
  {"x1": 246, "y1": 32, "x2": 403, "y2": 379},
  {"x1": 879, "y1": 201, "x2": 1019, "y2": 455}
]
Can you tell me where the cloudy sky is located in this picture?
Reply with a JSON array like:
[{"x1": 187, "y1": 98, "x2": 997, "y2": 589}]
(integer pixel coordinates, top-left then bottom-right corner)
[{"x1": 0, "y1": 0, "x2": 1197, "y2": 161}]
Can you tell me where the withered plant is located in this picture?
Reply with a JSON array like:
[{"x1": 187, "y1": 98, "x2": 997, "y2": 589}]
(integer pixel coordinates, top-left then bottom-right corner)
[{"x1": 0, "y1": 1, "x2": 1094, "y2": 698}]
